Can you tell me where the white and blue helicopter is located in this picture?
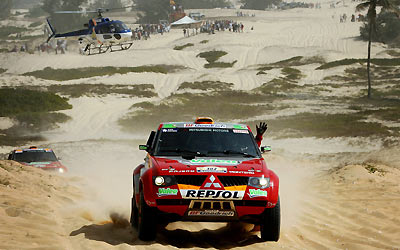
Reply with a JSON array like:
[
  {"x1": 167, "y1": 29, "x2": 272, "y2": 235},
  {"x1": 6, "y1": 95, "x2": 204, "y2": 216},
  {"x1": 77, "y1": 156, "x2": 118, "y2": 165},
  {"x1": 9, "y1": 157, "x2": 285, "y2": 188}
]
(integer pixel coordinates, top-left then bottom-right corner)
[{"x1": 46, "y1": 7, "x2": 133, "y2": 55}]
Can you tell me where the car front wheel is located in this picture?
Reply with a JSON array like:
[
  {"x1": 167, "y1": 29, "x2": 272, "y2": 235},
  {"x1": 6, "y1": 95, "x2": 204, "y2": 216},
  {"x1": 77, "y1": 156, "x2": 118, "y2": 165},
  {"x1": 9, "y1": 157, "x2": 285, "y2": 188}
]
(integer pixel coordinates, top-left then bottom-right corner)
[
  {"x1": 137, "y1": 190, "x2": 157, "y2": 241},
  {"x1": 130, "y1": 192, "x2": 138, "y2": 228},
  {"x1": 260, "y1": 197, "x2": 280, "y2": 241}
]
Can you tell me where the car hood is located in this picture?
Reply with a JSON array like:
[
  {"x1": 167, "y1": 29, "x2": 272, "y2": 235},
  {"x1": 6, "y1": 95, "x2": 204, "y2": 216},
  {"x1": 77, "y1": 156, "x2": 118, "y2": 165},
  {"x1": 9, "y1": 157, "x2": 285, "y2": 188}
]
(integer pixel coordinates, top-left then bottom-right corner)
[{"x1": 153, "y1": 156, "x2": 266, "y2": 175}]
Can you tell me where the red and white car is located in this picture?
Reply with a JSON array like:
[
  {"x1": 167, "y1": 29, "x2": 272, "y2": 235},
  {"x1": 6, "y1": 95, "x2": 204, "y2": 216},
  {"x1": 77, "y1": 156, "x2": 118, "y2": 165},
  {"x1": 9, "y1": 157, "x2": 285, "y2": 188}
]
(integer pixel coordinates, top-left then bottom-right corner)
[
  {"x1": 8, "y1": 146, "x2": 67, "y2": 173},
  {"x1": 131, "y1": 118, "x2": 280, "y2": 241}
]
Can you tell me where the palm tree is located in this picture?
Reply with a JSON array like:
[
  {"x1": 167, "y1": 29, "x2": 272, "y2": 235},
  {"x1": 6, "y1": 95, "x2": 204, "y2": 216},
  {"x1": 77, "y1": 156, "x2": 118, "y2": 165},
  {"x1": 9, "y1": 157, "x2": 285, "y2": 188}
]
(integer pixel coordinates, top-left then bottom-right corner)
[{"x1": 356, "y1": 0, "x2": 400, "y2": 98}]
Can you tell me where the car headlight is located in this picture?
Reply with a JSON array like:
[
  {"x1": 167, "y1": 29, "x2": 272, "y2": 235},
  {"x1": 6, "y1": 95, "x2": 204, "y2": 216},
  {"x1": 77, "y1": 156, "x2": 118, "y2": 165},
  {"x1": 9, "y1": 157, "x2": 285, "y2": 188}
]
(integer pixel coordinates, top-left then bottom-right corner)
[
  {"x1": 58, "y1": 168, "x2": 65, "y2": 173},
  {"x1": 248, "y1": 176, "x2": 270, "y2": 189},
  {"x1": 153, "y1": 175, "x2": 176, "y2": 186},
  {"x1": 154, "y1": 176, "x2": 165, "y2": 186}
]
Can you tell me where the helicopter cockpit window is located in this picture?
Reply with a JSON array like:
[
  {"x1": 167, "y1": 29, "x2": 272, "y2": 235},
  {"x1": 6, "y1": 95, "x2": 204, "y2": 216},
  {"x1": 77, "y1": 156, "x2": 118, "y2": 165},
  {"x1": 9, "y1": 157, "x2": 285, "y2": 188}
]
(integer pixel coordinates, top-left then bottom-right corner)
[
  {"x1": 112, "y1": 22, "x2": 129, "y2": 32},
  {"x1": 99, "y1": 26, "x2": 111, "y2": 34},
  {"x1": 110, "y1": 25, "x2": 116, "y2": 33}
]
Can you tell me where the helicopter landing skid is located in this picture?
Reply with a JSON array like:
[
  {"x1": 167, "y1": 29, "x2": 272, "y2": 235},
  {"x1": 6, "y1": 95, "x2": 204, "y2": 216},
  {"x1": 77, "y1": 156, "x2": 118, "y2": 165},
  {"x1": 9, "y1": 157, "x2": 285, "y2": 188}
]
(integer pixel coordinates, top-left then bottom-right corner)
[{"x1": 83, "y1": 42, "x2": 133, "y2": 55}]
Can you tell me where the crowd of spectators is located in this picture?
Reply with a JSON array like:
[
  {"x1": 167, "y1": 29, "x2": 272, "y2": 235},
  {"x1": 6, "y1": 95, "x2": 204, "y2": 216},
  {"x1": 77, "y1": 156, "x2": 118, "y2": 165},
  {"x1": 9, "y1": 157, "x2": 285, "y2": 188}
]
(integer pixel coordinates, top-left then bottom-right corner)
[
  {"x1": 200, "y1": 20, "x2": 245, "y2": 34},
  {"x1": 131, "y1": 24, "x2": 170, "y2": 40}
]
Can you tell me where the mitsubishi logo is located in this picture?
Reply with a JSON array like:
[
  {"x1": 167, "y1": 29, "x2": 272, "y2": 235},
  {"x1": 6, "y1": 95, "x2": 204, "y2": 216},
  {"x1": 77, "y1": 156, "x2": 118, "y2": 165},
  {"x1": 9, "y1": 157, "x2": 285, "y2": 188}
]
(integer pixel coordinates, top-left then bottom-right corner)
[
  {"x1": 204, "y1": 175, "x2": 221, "y2": 188},
  {"x1": 201, "y1": 175, "x2": 224, "y2": 190}
]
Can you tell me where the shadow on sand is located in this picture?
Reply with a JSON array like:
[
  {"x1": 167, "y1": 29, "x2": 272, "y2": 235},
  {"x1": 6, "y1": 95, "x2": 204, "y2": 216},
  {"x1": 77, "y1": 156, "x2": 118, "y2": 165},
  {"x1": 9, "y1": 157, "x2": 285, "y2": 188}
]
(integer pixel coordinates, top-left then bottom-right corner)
[{"x1": 70, "y1": 214, "x2": 264, "y2": 249}]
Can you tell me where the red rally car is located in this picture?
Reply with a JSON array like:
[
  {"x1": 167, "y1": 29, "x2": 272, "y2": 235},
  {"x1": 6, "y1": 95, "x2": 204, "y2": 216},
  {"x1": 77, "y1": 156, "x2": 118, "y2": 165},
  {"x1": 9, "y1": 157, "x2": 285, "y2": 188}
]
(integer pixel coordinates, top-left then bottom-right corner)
[
  {"x1": 131, "y1": 118, "x2": 280, "y2": 241},
  {"x1": 8, "y1": 146, "x2": 67, "y2": 173}
]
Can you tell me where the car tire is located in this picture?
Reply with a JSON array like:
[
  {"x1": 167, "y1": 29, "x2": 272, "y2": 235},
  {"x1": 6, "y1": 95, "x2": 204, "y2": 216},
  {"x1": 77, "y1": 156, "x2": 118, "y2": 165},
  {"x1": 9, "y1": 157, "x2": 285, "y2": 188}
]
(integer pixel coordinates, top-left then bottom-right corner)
[
  {"x1": 260, "y1": 197, "x2": 280, "y2": 241},
  {"x1": 130, "y1": 194, "x2": 138, "y2": 228},
  {"x1": 137, "y1": 190, "x2": 157, "y2": 241}
]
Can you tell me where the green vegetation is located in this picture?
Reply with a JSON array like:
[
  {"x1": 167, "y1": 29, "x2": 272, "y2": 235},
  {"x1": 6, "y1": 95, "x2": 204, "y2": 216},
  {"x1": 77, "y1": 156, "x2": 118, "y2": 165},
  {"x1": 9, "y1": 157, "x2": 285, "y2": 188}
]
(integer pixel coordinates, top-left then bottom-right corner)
[
  {"x1": 174, "y1": 43, "x2": 194, "y2": 50},
  {"x1": 178, "y1": 81, "x2": 234, "y2": 91},
  {"x1": 27, "y1": 5, "x2": 47, "y2": 18},
  {"x1": 281, "y1": 67, "x2": 304, "y2": 81},
  {"x1": 197, "y1": 50, "x2": 236, "y2": 68},
  {"x1": 385, "y1": 50, "x2": 400, "y2": 57},
  {"x1": 364, "y1": 163, "x2": 386, "y2": 175},
  {"x1": 29, "y1": 21, "x2": 42, "y2": 28},
  {"x1": 256, "y1": 56, "x2": 325, "y2": 71},
  {"x1": 0, "y1": 68, "x2": 6, "y2": 74},
  {"x1": 120, "y1": 81, "x2": 283, "y2": 131},
  {"x1": 182, "y1": 0, "x2": 231, "y2": 9},
  {"x1": 256, "y1": 67, "x2": 304, "y2": 95},
  {"x1": 0, "y1": 0, "x2": 12, "y2": 19},
  {"x1": 200, "y1": 40, "x2": 209, "y2": 44},
  {"x1": 0, "y1": 88, "x2": 72, "y2": 146},
  {"x1": 360, "y1": 12, "x2": 400, "y2": 44},
  {"x1": 252, "y1": 112, "x2": 393, "y2": 138},
  {"x1": 204, "y1": 60, "x2": 237, "y2": 68},
  {"x1": 255, "y1": 56, "x2": 324, "y2": 75},
  {"x1": 0, "y1": 26, "x2": 28, "y2": 39},
  {"x1": 316, "y1": 58, "x2": 400, "y2": 70},
  {"x1": 23, "y1": 65, "x2": 185, "y2": 81},
  {"x1": 0, "y1": 88, "x2": 71, "y2": 116},
  {"x1": 44, "y1": 84, "x2": 157, "y2": 98},
  {"x1": 273, "y1": 56, "x2": 325, "y2": 67},
  {"x1": 135, "y1": 0, "x2": 170, "y2": 23},
  {"x1": 240, "y1": 0, "x2": 282, "y2": 10},
  {"x1": 197, "y1": 50, "x2": 227, "y2": 63}
]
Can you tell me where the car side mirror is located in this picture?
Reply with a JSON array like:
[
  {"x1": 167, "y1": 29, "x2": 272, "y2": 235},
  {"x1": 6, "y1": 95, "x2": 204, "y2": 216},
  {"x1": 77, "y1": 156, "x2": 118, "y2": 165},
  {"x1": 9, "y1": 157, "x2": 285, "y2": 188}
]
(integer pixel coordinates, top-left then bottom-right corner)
[
  {"x1": 261, "y1": 146, "x2": 271, "y2": 153},
  {"x1": 57, "y1": 157, "x2": 62, "y2": 161},
  {"x1": 7, "y1": 154, "x2": 12, "y2": 160},
  {"x1": 139, "y1": 145, "x2": 149, "y2": 151}
]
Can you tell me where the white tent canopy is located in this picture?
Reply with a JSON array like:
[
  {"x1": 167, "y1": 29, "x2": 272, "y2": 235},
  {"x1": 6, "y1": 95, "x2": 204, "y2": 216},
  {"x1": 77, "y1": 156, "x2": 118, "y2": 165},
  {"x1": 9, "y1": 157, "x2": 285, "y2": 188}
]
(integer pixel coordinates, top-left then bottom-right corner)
[{"x1": 170, "y1": 16, "x2": 201, "y2": 29}]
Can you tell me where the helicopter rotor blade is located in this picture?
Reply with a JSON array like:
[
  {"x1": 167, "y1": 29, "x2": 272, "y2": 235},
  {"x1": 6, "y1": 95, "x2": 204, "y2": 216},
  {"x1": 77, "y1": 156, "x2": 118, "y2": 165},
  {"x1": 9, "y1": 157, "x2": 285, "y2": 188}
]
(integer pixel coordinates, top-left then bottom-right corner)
[{"x1": 54, "y1": 10, "x2": 98, "y2": 14}]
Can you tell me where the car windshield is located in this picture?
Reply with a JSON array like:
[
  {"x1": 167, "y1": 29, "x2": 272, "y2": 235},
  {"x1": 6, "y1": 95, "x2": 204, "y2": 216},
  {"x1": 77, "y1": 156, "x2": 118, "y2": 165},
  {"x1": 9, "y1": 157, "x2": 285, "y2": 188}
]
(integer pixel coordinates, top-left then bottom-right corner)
[
  {"x1": 14, "y1": 150, "x2": 57, "y2": 163},
  {"x1": 154, "y1": 127, "x2": 260, "y2": 158}
]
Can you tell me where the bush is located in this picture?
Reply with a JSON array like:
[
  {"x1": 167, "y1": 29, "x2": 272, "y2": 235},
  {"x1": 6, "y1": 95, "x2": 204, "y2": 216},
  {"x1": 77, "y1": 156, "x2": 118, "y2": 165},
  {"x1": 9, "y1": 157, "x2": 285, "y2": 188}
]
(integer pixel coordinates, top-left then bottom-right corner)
[
  {"x1": 27, "y1": 5, "x2": 47, "y2": 18},
  {"x1": 197, "y1": 50, "x2": 228, "y2": 63},
  {"x1": 0, "y1": 88, "x2": 72, "y2": 116},
  {"x1": 316, "y1": 58, "x2": 400, "y2": 70},
  {"x1": 0, "y1": 26, "x2": 28, "y2": 39},
  {"x1": 360, "y1": 12, "x2": 400, "y2": 44},
  {"x1": 23, "y1": 65, "x2": 185, "y2": 81},
  {"x1": 204, "y1": 60, "x2": 237, "y2": 68},
  {"x1": 29, "y1": 21, "x2": 43, "y2": 28},
  {"x1": 174, "y1": 43, "x2": 194, "y2": 50}
]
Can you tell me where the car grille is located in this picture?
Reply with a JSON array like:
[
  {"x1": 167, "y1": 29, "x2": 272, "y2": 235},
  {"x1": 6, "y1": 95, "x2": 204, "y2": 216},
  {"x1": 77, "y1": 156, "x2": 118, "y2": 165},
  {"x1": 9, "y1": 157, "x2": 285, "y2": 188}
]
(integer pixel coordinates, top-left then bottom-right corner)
[
  {"x1": 190, "y1": 200, "x2": 234, "y2": 210},
  {"x1": 218, "y1": 176, "x2": 248, "y2": 186},
  {"x1": 175, "y1": 175, "x2": 249, "y2": 187},
  {"x1": 175, "y1": 175, "x2": 207, "y2": 186}
]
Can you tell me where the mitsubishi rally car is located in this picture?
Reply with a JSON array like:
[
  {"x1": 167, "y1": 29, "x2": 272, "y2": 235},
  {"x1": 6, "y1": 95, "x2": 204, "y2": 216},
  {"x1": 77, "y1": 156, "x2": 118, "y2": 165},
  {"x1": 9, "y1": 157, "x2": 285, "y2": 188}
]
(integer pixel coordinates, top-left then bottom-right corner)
[
  {"x1": 8, "y1": 146, "x2": 67, "y2": 173},
  {"x1": 131, "y1": 118, "x2": 280, "y2": 241}
]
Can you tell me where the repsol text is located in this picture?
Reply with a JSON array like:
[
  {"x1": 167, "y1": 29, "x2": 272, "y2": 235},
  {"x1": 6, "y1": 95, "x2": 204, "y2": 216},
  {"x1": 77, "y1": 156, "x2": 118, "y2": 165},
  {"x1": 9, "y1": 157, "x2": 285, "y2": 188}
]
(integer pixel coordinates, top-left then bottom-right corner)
[{"x1": 185, "y1": 190, "x2": 239, "y2": 199}]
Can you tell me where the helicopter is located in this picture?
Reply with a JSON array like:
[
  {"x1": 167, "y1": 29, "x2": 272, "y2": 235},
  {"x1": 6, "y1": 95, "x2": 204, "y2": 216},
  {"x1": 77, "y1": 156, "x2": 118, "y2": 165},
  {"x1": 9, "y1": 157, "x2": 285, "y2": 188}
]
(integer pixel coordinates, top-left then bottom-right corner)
[{"x1": 46, "y1": 7, "x2": 133, "y2": 55}]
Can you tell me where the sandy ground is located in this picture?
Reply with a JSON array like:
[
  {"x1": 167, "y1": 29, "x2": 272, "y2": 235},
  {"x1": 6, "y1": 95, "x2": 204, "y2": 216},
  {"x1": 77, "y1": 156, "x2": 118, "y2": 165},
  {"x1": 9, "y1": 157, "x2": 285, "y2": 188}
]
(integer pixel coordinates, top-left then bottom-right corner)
[{"x1": 1, "y1": 1, "x2": 400, "y2": 249}]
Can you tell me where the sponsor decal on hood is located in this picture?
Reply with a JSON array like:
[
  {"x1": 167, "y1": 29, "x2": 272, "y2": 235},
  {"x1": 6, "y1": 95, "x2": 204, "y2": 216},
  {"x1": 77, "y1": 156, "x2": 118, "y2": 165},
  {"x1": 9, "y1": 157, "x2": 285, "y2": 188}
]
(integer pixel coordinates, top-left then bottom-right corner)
[{"x1": 178, "y1": 158, "x2": 239, "y2": 165}]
